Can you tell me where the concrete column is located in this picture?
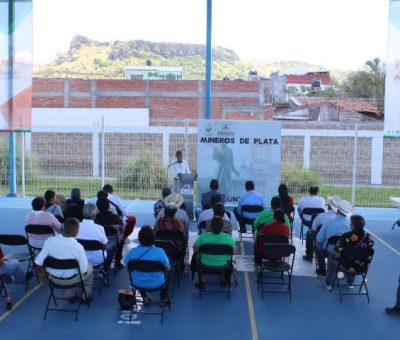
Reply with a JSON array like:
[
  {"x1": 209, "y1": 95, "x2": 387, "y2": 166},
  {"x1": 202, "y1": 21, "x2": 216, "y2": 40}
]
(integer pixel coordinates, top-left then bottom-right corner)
[
  {"x1": 163, "y1": 132, "x2": 170, "y2": 166},
  {"x1": 371, "y1": 136, "x2": 383, "y2": 185},
  {"x1": 90, "y1": 80, "x2": 96, "y2": 108},
  {"x1": 63, "y1": 79, "x2": 69, "y2": 108},
  {"x1": 92, "y1": 129, "x2": 100, "y2": 177},
  {"x1": 303, "y1": 135, "x2": 311, "y2": 169},
  {"x1": 145, "y1": 80, "x2": 150, "y2": 108},
  {"x1": 259, "y1": 81, "x2": 265, "y2": 106},
  {"x1": 25, "y1": 132, "x2": 31, "y2": 153}
]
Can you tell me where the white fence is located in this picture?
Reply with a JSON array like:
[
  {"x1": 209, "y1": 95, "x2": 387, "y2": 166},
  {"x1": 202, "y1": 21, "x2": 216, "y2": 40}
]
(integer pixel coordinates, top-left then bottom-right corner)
[{"x1": 0, "y1": 120, "x2": 399, "y2": 207}]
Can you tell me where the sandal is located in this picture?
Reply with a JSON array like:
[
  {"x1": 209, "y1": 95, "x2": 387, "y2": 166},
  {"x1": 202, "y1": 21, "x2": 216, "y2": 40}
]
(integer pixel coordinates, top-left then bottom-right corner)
[
  {"x1": 80, "y1": 295, "x2": 94, "y2": 303},
  {"x1": 142, "y1": 296, "x2": 152, "y2": 306},
  {"x1": 160, "y1": 299, "x2": 170, "y2": 307},
  {"x1": 68, "y1": 294, "x2": 79, "y2": 304}
]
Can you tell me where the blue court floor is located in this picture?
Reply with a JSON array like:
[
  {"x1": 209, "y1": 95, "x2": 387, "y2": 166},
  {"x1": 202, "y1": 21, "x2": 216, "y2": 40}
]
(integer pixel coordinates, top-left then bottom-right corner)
[{"x1": 0, "y1": 197, "x2": 399, "y2": 340}]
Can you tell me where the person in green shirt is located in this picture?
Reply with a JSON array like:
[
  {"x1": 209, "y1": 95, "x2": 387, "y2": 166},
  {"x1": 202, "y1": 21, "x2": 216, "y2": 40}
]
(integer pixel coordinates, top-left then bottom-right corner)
[
  {"x1": 253, "y1": 196, "x2": 291, "y2": 234},
  {"x1": 193, "y1": 216, "x2": 237, "y2": 268}
]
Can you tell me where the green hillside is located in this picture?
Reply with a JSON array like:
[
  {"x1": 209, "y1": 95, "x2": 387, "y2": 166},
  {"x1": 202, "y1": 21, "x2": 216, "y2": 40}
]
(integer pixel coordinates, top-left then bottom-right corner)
[{"x1": 33, "y1": 35, "x2": 348, "y2": 81}]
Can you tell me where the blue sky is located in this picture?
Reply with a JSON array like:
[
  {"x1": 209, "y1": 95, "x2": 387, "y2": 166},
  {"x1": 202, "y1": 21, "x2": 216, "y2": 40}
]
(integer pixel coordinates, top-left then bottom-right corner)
[{"x1": 33, "y1": 0, "x2": 390, "y2": 70}]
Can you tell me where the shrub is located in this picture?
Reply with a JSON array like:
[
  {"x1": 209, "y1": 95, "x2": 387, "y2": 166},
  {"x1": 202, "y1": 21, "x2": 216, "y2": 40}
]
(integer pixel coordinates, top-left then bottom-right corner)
[
  {"x1": 117, "y1": 150, "x2": 168, "y2": 190},
  {"x1": 0, "y1": 140, "x2": 39, "y2": 186},
  {"x1": 281, "y1": 165, "x2": 323, "y2": 195}
]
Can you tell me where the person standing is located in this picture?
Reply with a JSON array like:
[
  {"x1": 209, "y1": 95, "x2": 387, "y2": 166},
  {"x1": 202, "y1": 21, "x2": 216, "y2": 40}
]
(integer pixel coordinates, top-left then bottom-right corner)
[
  {"x1": 385, "y1": 275, "x2": 400, "y2": 315},
  {"x1": 169, "y1": 150, "x2": 190, "y2": 193}
]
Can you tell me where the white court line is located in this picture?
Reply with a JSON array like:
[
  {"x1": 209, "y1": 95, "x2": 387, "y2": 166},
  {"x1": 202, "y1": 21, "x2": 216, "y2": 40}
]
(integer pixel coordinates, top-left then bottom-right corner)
[{"x1": 366, "y1": 228, "x2": 400, "y2": 256}]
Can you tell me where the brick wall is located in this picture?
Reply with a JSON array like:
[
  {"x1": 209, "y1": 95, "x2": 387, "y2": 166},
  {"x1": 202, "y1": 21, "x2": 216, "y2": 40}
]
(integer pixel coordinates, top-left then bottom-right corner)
[{"x1": 32, "y1": 78, "x2": 267, "y2": 120}]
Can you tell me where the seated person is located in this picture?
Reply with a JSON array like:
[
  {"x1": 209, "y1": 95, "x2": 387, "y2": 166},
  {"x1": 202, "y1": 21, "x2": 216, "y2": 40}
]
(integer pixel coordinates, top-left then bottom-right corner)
[
  {"x1": 77, "y1": 203, "x2": 115, "y2": 272},
  {"x1": 198, "y1": 195, "x2": 230, "y2": 233},
  {"x1": 25, "y1": 196, "x2": 62, "y2": 248},
  {"x1": 254, "y1": 196, "x2": 291, "y2": 234},
  {"x1": 88, "y1": 190, "x2": 118, "y2": 216},
  {"x1": 95, "y1": 198, "x2": 124, "y2": 231},
  {"x1": 255, "y1": 209, "x2": 290, "y2": 261},
  {"x1": 156, "y1": 193, "x2": 190, "y2": 235},
  {"x1": 314, "y1": 199, "x2": 352, "y2": 270},
  {"x1": 0, "y1": 246, "x2": 26, "y2": 284},
  {"x1": 297, "y1": 185, "x2": 325, "y2": 222},
  {"x1": 233, "y1": 181, "x2": 265, "y2": 233},
  {"x1": 95, "y1": 198, "x2": 136, "y2": 269},
  {"x1": 193, "y1": 217, "x2": 237, "y2": 286},
  {"x1": 64, "y1": 187, "x2": 85, "y2": 221},
  {"x1": 34, "y1": 218, "x2": 94, "y2": 302},
  {"x1": 303, "y1": 196, "x2": 340, "y2": 265},
  {"x1": 325, "y1": 214, "x2": 374, "y2": 290},
  {"x1": 154, "y1": 203, "x2": 185, "y2": 234},
  {"x1": 44, "y1": 189, "x2": 64, "y2": 222},
  {"x1": 153, "y1": 187, "x2": 171, "y2": 218},
  {"x1": 102, "y1": 184, "x2": 127, "y2": 221},
  {"x1": 195, "y1": 179, "x2": 226, "y2": 221},
  {"x1": 205, "y1": 203, "x2": 232, "y2": 234},
  {"x1": 201, "y1": 179, "x2": 226, "y2": 209},
  {"x1": 124, "y1": 226, "x2": 170, "y2": 306},
  {"x1": 55, "y1": 194, "x2": 67, "y2": 214},
  {"x1": 278, "y1": 184, "x2": 294, "y2": 221}
]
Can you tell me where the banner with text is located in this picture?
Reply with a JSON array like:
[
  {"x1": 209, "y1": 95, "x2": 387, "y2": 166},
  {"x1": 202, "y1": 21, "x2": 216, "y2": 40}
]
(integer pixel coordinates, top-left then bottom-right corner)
[
  {"x1": 197, "y1": 120, "x2": 281, "y2": 206},
  {"x1": 0, "y1": 0, "x2": 32, "y2": 132},
  {"x1": 384, "y1": 0, "x2": 400, "y2": 138}
]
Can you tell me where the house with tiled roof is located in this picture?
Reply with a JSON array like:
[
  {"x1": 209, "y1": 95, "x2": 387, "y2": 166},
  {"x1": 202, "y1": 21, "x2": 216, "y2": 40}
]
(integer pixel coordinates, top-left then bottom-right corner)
[
  {"x1": 272, "y1": 96, "x2": 380, "y2": 122},
  {"x1": 270, "y1": 69, "x2": 331, "y2": 103}
]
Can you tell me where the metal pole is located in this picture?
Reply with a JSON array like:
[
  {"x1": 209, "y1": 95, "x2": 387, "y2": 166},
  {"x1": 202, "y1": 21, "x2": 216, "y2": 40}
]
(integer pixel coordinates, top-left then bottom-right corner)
[
  {"x1": 7, "y1": 0, "x2": 16, "y2": 197},
  {"x1": 21, "y1": 132, "x2": 26, "y2": 197},
  {"x1": 184, "y1": 119, "x2": 189, "y2": 163},
  {"x1": 205, "y1": 0, "x2": 212, "y2": 119},
  {"x1": 351, "y1": 124, "x2": 359, "y2": 206},
  {"x1": 8, "y1": 133, "x2": 17, "y2": 196},
  {"x1": 101, "y1": 116, "x2": 105, "y2": 187}
]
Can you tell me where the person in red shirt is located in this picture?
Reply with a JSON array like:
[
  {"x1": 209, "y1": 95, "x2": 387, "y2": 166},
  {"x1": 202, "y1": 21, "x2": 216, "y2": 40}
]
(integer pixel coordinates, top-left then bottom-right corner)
[
  {"x1": 154, "y1": 203, "x2": 184, "y2": 233},
  {"x1": 255, "y1": 209, "x2": 290, "y2": 260}
]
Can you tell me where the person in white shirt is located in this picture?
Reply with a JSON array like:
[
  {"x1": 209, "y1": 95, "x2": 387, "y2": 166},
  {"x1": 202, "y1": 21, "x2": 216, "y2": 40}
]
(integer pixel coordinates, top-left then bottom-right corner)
[
  {"x1": 34, "y1": 218, "x2": 93, "y2": 302},
  {"x1": 303, "y1": 196, "x2": 340, "y2": 263},
  {"x1": 297, "y1": 186, "x2": 326, "y2": 222},
  {"x1": 169, "y1": 150, "x2": 191, "y2": 193},
  {"x1": 197, "y1": 195, "x2": 230, "y2": 233},
  {"x1": 76, "y1": 203, "x2": 112, "y2": 270},
  {"x1": 102, "y1": 184, "x2": 127, "y2": 221}
]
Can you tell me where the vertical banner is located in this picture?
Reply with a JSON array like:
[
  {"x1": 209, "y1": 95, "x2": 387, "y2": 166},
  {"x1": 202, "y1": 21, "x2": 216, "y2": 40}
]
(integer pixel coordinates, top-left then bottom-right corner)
[
  {"x1": 0, "y1": 0, "x2": 32, "y2": 132},
  {"x1": 197, "y1": 120, "x2": 281, "y2": 206},
  {"x1": 384, "y1": 0, "x2": 400, "y2": 138}
]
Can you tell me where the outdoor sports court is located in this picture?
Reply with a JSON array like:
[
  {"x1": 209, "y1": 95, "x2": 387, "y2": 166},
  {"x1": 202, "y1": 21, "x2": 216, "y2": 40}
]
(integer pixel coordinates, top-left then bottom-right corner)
[{"x1": 0, "y1": 197, "x2": 399, "y2": 340}]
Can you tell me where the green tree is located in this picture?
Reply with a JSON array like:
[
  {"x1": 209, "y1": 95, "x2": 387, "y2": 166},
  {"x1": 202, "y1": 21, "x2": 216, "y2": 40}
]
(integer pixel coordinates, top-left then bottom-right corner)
[{"x1": 345, "y1": 57, "x2": 385, "y2": 101}]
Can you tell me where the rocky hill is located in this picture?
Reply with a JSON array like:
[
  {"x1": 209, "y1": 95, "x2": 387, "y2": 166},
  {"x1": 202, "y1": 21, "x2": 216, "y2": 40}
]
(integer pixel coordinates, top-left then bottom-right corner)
[{"x1": 33, "y1": 35, "x2": 347, "y2": 81}]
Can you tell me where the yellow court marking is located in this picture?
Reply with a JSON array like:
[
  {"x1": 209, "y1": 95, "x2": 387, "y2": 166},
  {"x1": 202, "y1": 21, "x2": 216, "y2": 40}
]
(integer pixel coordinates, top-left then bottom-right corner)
[
  {"x1": 366, "y1": 228, "x2": 400, "y2": 256},
  {"x1": 0, "y1": 283, "x2": 43, "y2": 323},
  {"x1": 240, "y1": 240, "x2": 259, "y2": 340}
]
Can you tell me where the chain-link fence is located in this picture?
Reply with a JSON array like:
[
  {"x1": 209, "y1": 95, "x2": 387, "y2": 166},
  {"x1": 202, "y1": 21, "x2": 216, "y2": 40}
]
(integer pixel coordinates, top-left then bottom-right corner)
[{"x1": 1, "y1": 119, "x2": 399, "y2": 207}]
